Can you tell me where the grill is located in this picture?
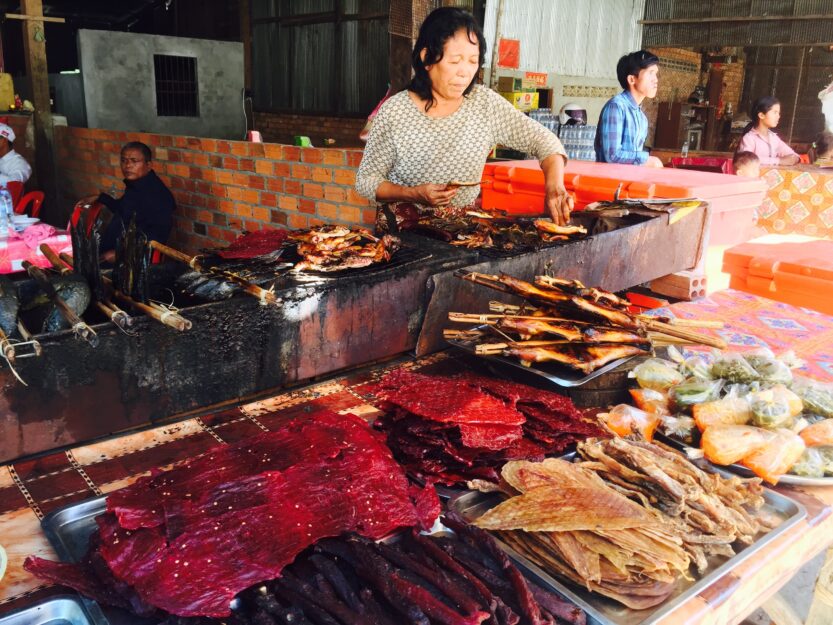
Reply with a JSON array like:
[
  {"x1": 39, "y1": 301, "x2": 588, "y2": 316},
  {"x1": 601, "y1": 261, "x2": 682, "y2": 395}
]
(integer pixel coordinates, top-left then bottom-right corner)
[{"x1": 290, "y1": 245, "x2": 433, "y2": 281}]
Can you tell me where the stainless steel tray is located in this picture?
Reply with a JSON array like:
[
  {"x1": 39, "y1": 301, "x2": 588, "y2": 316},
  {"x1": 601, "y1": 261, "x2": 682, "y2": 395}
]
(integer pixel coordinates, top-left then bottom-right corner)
[
  {"x1": 0, "y1": 596, "x2": 96, "y2": 625},
  {"x1": 447, "y1": 324, "x2": 639, "y2": 387},
  {"x1": 448, "y1": 460, "x2": 807, "y2": 625},
  {"x1": 41, "y1": 497, "x2": 151, "y2": 625}
]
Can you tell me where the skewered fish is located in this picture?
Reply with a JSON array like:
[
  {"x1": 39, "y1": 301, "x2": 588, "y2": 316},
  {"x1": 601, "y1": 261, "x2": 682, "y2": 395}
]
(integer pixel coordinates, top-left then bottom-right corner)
[
  {"x1": 533, "y1": 219, "x2": 587, "y2": 236},
  {"x1": 292, "y1": 226, "x2": 400, "y2": 272},
  {"x1": 504, "y1": 343, "x2": 651, "y2": 374},
  {"x1": 0, "y1": 276, "x2": 19, "y2": 339},
  {"x1": 496, "y1": 317, "x2": 647, "y2": 344}
]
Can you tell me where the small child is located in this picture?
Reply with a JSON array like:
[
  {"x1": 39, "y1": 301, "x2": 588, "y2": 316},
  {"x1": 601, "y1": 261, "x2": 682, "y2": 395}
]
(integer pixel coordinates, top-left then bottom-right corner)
[
  {"x1": 733, "y1": 151, "x2": 761, "y2": 178},
  {"x1": 809, "y1": 131, "x2": 833, "y2": 164}
]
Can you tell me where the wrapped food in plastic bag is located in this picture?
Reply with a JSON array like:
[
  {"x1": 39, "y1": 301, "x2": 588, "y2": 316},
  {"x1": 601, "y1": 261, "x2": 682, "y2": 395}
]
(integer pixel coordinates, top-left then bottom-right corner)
[
  {"x1": 740, "y1": 428, "x2": 806, "y2": 484},
  {"x1": 799, "y1": 418, "x2": 833, "y2": 447},
  {"x1": 693, "y1": 397, "x2": 752, "y2": 431},
  {"x1": 744, "y1": 348, "x2": 793, "y2": 385},
  {"x1": 672, "y1": 378, "x2": 723, "y2": 409},
  {"x1": 660, "y1": 414, "x2": 697, "y2": 444},
  {"x1": 629, "y1": 358, "x2": 684, "y2": 391},
  {"x1": 701, "y1": 424, "x2": 775, "y2": 465},
  {"x1": 792, "y1": 448, "x2": 827, "y2": 478},
  {"x1": 710, "y1": 352, "x2": 761, "y2": 383},
  {"x1": 792, "y1": 377, "x2": 833, "y2": 418},
  {"x1": 629, "y1": 388, "x2": 670, "y2": 415},
  {"x1": 682, "y1": 356, "x2": 712, "y2": 380},
  {"x1": 749, "y1": 385, "x2": 803, "y2": 429},
  {"x1": 598, "y1": 404, "x2": 661, "y2": 442}
]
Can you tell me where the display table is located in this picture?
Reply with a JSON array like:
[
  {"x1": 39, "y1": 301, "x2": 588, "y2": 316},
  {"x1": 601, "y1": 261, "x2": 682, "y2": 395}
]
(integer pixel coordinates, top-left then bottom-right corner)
[
  {"x1": 1, "y1": 289, "x2": 832, "y2": 624},
  {"x1": 759, "y1": 165, "x2": 833, "y2": 239},
  {"x1": 0, "y1": 231, "x2": 72, "y2": 274}
]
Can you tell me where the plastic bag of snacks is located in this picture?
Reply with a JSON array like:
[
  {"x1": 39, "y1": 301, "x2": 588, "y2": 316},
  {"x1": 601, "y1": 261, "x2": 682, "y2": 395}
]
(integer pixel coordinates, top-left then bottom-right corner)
[
  {"x1": 598, "y1": 404, "x2": 661, "y2": 442},
  {"x1": 671, "y1": 378, "x2": 724, "y2": 409},
  {"x1": 749, "y1": 385, "x2": 803, "y2": 429},
  {"x1": 792, "y1": 377, "x2": 833, "y2": 418},
  {"x1": 692, "y1": 396, "x2": 752, "y2": 431},
  {"x1": 701, "y1": 424, "x2": 775, "y2": 465},
  {"x1": 630, "y1": 358, "x2": 683, "y2": 391},
  {"x1": 710, "y1": 352, "x2": 761, "y2": 384},
  {"x1": 740, "y1": 428, "x2": 806, "y2": 484},
  {"x1": 743, "y1": 348, "x2": 793, "y2": 385}
]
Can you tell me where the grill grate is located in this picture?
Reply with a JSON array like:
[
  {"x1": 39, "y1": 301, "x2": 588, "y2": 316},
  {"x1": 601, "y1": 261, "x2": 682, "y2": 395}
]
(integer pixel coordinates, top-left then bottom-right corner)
[{"x1": 294, "y1": 245, "x2": 433, "y2": 280}]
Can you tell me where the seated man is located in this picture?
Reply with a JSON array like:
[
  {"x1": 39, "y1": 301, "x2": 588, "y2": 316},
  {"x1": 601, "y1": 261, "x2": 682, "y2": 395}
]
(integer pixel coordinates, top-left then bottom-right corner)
[
  {"x1": 98, "y1": 142, "x2": 175, "y2": 256},
  {"x1": 0, "y1": 123, "x2": 33, "y2": 187},
  {"x1": 595, "y1": 50, "x2": 663, "y2": 167}
]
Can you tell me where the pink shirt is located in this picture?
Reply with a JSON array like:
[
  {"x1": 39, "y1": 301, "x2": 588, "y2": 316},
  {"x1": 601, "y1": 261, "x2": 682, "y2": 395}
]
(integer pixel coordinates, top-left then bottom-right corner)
[{"x1": 737, "y1": 128, "x2": 798, "y2": 165}]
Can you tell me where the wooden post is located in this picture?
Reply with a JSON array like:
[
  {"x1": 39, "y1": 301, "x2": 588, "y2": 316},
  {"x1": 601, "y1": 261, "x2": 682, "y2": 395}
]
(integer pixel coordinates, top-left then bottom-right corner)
[
  {"x1": 20, "y1": 0, "x2": 58, "y2": 224},
  {"x1": 239, "y1": 0, "x2": 252, "y2": 93}
]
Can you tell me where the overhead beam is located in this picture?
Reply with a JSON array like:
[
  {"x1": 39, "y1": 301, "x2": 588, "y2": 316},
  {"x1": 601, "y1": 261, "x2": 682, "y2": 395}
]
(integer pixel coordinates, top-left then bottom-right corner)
[{"x1": 641, "y1": 14, "x2": 833, "y2": 24}]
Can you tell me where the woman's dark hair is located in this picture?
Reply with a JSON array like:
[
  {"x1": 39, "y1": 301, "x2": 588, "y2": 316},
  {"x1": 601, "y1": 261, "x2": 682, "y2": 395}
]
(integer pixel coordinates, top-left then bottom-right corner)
[
  {"x1": 121, "y1": 141, "x2": 152, "y2": 162},
  {"x1": 616, "y1": 50, "x2": 659, "y2": 90},
  {"x1": 408, "y1": 7, "x2": 486, "y2": 112},
  {"x1": 810, "y1": 131, "x2": 833, "y2": 162},
  {"x1": 743, "y1": 96, "x2": 780, "y2": 135}
]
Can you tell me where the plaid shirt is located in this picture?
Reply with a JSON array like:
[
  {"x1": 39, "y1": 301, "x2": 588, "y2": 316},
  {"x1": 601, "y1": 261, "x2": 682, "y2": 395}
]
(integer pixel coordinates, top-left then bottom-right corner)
[{"x1": 594, "y1": 91, "x2": 649, "y2": 165}]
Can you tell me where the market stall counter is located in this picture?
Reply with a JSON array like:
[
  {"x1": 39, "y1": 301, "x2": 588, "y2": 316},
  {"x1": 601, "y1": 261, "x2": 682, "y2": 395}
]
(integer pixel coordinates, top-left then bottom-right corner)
[{"x1": 2, "y1": 289, "x2": 833, "y2": 625}]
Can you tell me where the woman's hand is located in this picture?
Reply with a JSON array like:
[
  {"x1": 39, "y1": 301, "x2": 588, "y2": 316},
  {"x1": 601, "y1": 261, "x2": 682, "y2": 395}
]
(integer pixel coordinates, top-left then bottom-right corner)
[
  {"x1": 411, "y1": 183, "x2": 458, "y2": 207},
  {"x1": 779, "y1": 154, "x2": 800, "y2": 166},
  {"x1": 544, "y1": 184, "x2": 574, "y2": 225}
]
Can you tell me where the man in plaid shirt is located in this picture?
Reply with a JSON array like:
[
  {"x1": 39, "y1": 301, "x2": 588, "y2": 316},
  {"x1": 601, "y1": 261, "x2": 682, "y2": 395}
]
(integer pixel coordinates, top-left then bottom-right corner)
[{"x1": 595, "y1": 50, "x2": 663, "y2": 167}]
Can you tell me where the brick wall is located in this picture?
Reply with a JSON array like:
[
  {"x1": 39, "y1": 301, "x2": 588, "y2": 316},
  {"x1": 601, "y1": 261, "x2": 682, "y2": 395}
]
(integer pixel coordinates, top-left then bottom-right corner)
[
  {"x1": 645, "y1": 48, "x2": 703, "y2": 145},
  {"x1": 54, "y1": 126, "x2": 372, "y2": 255},
  {"x1": 253, "y1": 112, "x2": 366, "y2": 148},
  {"x1": 717, "y1": 61, "x2": 744, "y2": 113}
]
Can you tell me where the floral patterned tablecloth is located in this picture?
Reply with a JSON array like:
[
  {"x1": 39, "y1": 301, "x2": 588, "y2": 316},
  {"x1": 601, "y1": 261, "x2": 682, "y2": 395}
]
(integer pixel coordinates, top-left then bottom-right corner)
[
  {"x1": 759, "y1": 165, "x2": 833, "y2": 239},
  {"x1": 0, "y1": 232, "x2": 73, "y2": 274}
]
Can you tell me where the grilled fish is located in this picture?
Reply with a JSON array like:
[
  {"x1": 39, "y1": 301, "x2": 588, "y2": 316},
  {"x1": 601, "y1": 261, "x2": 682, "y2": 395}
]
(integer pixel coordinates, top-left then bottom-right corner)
[
  {"x1": 42, "y1": 275, "x2": 92, "y2": 333},
  {"x1": 0, "y1": 276, "x2": 19, "y2": 338},
  {"x1": 497, "y1": 317, "x2": 647, "y2": 344},
  {"x1": 504, "y1": 343, "x2": 650, "y2": 374},
  {"x1": 533, "y1": 219, "x2": 587, "y2": 236}
]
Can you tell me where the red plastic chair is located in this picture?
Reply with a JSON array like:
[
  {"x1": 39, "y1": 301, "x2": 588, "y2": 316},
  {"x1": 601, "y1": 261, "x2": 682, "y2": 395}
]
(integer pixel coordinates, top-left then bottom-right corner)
[
  {"x1": 15, "y1": 191, "x2": 43, "y2": 217},
  {"x1": 5, "y1": 181, "x2": 23, "y2": 206}
]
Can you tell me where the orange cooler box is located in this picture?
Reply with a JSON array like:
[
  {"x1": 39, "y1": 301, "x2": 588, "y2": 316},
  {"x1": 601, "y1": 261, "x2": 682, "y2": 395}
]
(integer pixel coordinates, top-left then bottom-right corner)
[{"x1": 481, "y1": 160, "x2": 767, "y2": 246}]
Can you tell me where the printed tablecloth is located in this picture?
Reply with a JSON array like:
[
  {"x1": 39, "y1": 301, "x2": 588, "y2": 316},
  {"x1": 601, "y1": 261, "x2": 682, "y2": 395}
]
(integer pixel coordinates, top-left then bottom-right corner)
[
  {"x1": 759, "y1": 165, "x2": 833, "y2": 239},
  {"x1": 0, "y1": 232, "x2": 73, "y2": 274}
]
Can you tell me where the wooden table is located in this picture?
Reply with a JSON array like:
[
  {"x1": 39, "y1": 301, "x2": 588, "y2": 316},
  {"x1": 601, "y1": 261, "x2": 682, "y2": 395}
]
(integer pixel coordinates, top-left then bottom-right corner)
[{"x1": 1, "y1": 289, "x2": 833, "y2": 623}]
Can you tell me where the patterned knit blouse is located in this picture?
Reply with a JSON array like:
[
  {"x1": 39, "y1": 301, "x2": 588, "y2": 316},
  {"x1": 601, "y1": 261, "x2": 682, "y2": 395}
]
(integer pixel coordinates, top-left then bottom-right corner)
[{"x1": 356, "y1": 85, "x2": 567, "y2": 208}]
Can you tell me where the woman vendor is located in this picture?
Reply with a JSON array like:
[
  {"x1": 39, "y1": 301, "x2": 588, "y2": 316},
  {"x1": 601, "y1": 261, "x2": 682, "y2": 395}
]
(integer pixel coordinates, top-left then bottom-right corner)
[
  {"x1": 356, "y1": 7, "x2": 571, "y2": 232},
  {"x1": 736, "y1": 96, "x2": 800, "y2": 166}
]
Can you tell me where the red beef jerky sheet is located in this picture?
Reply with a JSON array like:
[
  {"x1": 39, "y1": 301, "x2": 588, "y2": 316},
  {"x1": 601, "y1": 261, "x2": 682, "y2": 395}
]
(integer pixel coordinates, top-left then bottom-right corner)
[
  {"x1": 375, "y1": 369, "x2": 525, "y2": 451},
  {"x1": 216, "y1": 229, "x2": 288, "y2": 259},
  {"x1": 26, "y1": 411, "x2": 433, "y2": 618}
]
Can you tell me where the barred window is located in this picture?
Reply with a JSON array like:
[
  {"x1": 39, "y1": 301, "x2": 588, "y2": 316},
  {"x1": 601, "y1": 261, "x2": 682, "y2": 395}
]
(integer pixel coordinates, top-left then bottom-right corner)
[{"x1": 154, "y1": 54, "x2": 199, "y2": 117}]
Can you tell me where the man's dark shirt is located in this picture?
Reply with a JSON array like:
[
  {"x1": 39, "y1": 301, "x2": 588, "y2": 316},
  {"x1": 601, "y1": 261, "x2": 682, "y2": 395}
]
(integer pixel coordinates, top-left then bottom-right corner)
[{"x1": 98, "y1": 170, "x2": 175, "y2": 252}]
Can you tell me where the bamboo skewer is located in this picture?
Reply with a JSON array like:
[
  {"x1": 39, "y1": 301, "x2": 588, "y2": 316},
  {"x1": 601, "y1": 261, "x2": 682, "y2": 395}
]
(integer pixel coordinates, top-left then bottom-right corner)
[
  {"x1": 41, "y1": 245, "x2": 133, "y2": 332},
  {"x1": 0, "y1": 327, "x2": 15, "y2": 363},
  {"x1": 16, "y1": 320, "x2": 41, "y2": 356},
  {"x1": 23, "y1": 261, "x2": 99, "y2": 347},
  {"x1": 149, "y1": 240, "x2": 279, "y2": 306},
  {"x1": 59, "y1": 252, "x2": 190, "y2": 331}
]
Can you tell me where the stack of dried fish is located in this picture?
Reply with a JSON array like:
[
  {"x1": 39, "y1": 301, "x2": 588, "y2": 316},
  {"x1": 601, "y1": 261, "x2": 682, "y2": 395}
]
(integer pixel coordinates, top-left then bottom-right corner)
[
  {"x1": 415, "y1": 214, "x2": 586, "y2": 252},
  {"x1": 472, "y1": 437, "x2": 769, "y2": 609},
  {"x1": 291, "y1": 225, "x2": 400, "y2": 272},
  {"x1": 112, "y1": 217, "x2": 151, "y2": 304},
  {"x1": 446, "y1": 272, "x2": 725, "y2": 374}
]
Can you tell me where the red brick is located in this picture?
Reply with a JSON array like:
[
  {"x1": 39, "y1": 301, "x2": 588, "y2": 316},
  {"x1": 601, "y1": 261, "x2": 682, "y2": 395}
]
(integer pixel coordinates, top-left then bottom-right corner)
[
  {"x1": 192, "y1": 153, "x2": 210, "y2": 167},
  {"x1": 248, "y1": 175, "x2": 265, "y2": 190},
  {"x1": 346, "y1": 151, "x2": 364, "y2": 167},
  {"x1": 285, "y1": 179, "x2": 302, "y2": 195},
  {"x1": 249, "y1": 143, "x2": 265, "y2": 158},
  {"x1": 267, "y1": 178, "x2": 284, "y2": 193},
  {"x1": 303, "y1": 183, "x2": 324, "y2": 199},
  {"x1": 239, "y1": 158, "x2": 255, "y2": 172},
  {"x1": 311, "y1": 167, "x2": 332, "y2": 183},
  {"x1": 324, "y1": 186, "x2": 347, "y2": 202},
  {"x1": 287, "y1": 213, "x2": 308, "y2": 228},
  {"x1": 216, "y1": 141, "x2": 232, "y2": 154},
  {"x1": 230, "y1": 142, "x2": 250, "y2": 156},
  {"x1": 279, "y1": 196, "x2": 298, "y2": 211},
  {"x1": 260, "y1": 192, "x2": 277, "y2": 206},
  {"x1": 333, "y1": 169, "x2": 356, "y2": 186},
  {"x1": 361, "y1": 208, "x2": 376, "y2": 224},
  {"x1": 292, "y1": 164, "x2": 312, "y2": 179},
  {"x1": 201, "y1": 139, "x2": 218, "y2": 152},
  {"x1": 264, "y1": 144, "x2": 283, "y2": 159},
  {"x1": 317, "y1": 202, "x2": 339, "y2": 220},
  {"x1": 299, "y1": 198, "x2": 316, "y2": 214},
  {"x1": 274, "y1": 163, "x2": 291, "y2": 177},
  {"x1": 207, "y1": 225, "x2": 226, "y2": 240},
  {"x1": 271, "y1": 210, "x2": 288, "y2": 225},
  {"x1": 236, "y1": 204, "x2": 253, "y2": 218},
  {"x1": 219, "y1": 200, "x2": 236, "y2": 215},
  {"x1": 210, "y1": 155, "x2": 224, "y2": 167},
  {"x1": 301, "y1": 148, "x2": 323, "y2": 164},
  {"x1": 282, "y1": 146, "x2": 301, "y2": 161},
  {"x1": 339, "y1": 205, "x2": 362, "y2": 224},
  {"x1": 255, "y1": 159, "x2": 272, "y2": 175},
  {"x1": 322, "y1": 149, "x2": 346, "y2": 165},
  {"x1": 252, "y1": 207, "x2": 270, "y2": 221},
  {"x1": 227, "y1": 187, "x2": 244, "y2": 201},
  {"x1": 242, "y1": 190, "x2": 260, "y2": 204},
  {"x1": 222, "y1": 157, "x2": 239, "y2": 170},
  {"x1": 244, "y1": 220, "x2": 263, "y2": 231},
  {"x1": 347, "y1": 189, "x2": 370, "y2": 206}
]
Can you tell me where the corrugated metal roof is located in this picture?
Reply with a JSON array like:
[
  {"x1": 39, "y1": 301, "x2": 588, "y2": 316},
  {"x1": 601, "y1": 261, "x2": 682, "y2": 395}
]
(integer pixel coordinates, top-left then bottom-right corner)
[{"x1": 483, "y1": 0, "x2": 645, "y2": 79}]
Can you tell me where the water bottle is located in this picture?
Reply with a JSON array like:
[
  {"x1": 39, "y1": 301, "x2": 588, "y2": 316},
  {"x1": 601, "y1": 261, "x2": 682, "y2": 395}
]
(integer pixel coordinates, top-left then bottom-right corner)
[
  {"x1": 0, "y1": 189, "x2": 11, "y2": 234},
  {"x1": 681, "y1": 140, "x2": 690, "y2": 158}
]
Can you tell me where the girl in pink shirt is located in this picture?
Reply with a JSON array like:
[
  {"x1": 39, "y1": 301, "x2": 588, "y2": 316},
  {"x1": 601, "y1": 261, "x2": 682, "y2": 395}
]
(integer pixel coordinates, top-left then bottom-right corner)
[{"x1": 737, "y1": 96, "x2": 800, "y2": 166}]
